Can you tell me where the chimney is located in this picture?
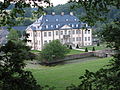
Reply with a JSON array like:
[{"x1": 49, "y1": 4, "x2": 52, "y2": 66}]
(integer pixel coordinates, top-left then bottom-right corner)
[
  {"x1": 61, "y1": 12, "x2": 64, "y2": 16},
  {"x1": 70, "y1": 12, "x2": 73, "y2": 16},
  {"x1": 52, "y1": 12, "x2": 55, "y2": 15}
]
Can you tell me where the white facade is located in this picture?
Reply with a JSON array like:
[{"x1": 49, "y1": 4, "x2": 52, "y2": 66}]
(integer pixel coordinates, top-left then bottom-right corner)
[{"x1": 26, "y1": 13, "x2": 92, "y2": 50}]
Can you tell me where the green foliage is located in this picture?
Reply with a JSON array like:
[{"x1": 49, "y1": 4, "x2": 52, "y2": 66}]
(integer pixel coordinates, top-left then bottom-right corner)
[
  {"x1": 85, "y1": 48, "x2": 88, "y2": 52},
  {"x1": 67, "y1": 0, "x2": 120, "y2": 89},
  {"x1": 97, "y1": 42, "x2": 100, "y2": 46},
  {"x1": 92, "y1": 47, "x2": 95, "y2": 51},
  {"x1": 0, "y1": 0, "x2": 50, "y2": 28},
  {"x1": 7, "y1": 29, "x2": 19, "y2": 41},
  {"x1": 20, "y1": 19, "x2": 34, "y2": 26},
  {"x1": 40, "y1": 40, "x2": 69, "y2": 62},
  {"x1": 99, "y1": 21, "x2": 120, "y2": 50},
  {"x1": 0, "y1": 40, "x2": 42, "y2": 90},
  {"x1": 76, "y1": 44, "x2": 79, "y2": 48},
  {"x1": 0, "y1": 0, "x2": 50, "y2": 89}
]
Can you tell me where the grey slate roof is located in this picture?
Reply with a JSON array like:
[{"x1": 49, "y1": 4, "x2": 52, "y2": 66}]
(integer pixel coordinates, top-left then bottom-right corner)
[
  {"x1": 27, "y1": 15, "x2": 90, "y2": 31},
  {"x1": 0, "y1": 30, "x2": 9, "y2": 45},
  {"x1": 1, "y1": 26, "x2": 27, "y2": 31}
]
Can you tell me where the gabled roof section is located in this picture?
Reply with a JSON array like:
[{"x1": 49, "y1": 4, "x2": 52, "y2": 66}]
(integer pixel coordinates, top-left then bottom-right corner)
[{"x1": 60, "y1": 25, "x2": 72, "y2": 30}]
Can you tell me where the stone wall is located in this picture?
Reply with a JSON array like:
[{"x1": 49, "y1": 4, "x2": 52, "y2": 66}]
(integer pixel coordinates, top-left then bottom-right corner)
[
  {"x1": 62, "y1": 52, "x2": 94, "y2": 61},
  {"x1": 45, "y1": 52, "x2": 94, "y2": 64}
]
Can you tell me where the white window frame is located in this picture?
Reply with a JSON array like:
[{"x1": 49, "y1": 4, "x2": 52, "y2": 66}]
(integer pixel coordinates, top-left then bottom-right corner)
[
  {"x1": 44, "y1": 32, "x2": 47, "y2": 37},
  {"x1": 46, "y1": 25, "x2": 48, "y2": 29}
]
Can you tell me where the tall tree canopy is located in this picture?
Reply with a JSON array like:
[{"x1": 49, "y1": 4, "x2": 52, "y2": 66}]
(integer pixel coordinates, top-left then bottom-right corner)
[
  {"x1": 67, "y1": 0, "x2": 120, "y2": 90},
  {"x1": 40, "y1": 40, "x2": 69, "y2": 63},
  {"x1": 0, "y1": 0, "x2": 51, "y2": 90}
]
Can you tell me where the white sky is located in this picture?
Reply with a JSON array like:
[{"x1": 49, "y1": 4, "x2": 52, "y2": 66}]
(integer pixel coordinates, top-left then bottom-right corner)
[
  {"x1": 0, "y1": 0, "x2": 69, "y2": 6},
  {"x1": 50, "y1": 0, "x2": 69, "y2": 6}
]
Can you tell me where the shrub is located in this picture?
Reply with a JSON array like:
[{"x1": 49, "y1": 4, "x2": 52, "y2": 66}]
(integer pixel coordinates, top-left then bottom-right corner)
[
  {"x1": 69, "y1": 45, "x2": 72, "y2": 49},
  {"x1": 97, "y1": 42, "x2": 100, "y2": 46},
  {"x1": 76, "y1": 44, "x2": 79, "y2": 48},
  {"x1": 92, "y1": 47, "x2": 95, "y2": 51},
  {"x1": 85, "y1": 47, "x2": 88, "y2": 52},
  {"x1": 40, "y1": 40, "x2": 69, "y2": 63}
]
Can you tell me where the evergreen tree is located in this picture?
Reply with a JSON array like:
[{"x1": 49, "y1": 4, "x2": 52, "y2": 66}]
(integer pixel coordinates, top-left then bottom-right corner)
[
  {"x1": 76, "y1": 44, "x2": 79, "y2": 48},
  {"x1": 69, "y1": 45, "x2": 72, "y2": 49},
  {"x1": 7, "y1": 29, "x2": 19, "y2": 41},
  {"x1": 85, "y1": 47, "x2": 88, "y2": 52},
  {"x1": 92, "y1": 47, "x2": 95, "y2": 51}
]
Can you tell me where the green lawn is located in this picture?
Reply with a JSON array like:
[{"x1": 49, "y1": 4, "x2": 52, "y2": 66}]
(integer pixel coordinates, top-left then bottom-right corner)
[
  {"x1": 67, "y1": 49, "x2": 85, "y2": 55},
  {"x1": 80, "y1": 45, "x2": 107, "y2": 51},
  {"x1": 27, "y1": 58, "x2": 111, "y2": 90},
  {"x1": 30, "y1": 50, "x2": 41, "y2": 53}
]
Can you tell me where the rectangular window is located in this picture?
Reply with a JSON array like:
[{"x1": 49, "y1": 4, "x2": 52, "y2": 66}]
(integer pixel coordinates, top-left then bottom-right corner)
[
  {"x1": 61, "y1": 31, "x2": 63, "y2": 35},
  {"x1": 85, "y1": 37, "x2": 87, "y2": 41},
  {"x1": 48, "y1": 32, "x2": 51, "y2": 37},
  {"x1": 39, "y1": 32, "x2": 40, "y2": 37},
  {"x1": 65, "y1": 30, "x2": 67, "y2": 35},
  {"x1": 61, "y1": 39, "x2": 63, "y2": 42},
  {"x1": 73, "y1": 38, "x2": 75, "y2": 42},
  {"x1": 56, "y1": 31, "x2": 58, "y2": 35},
  {"x1": 72, "y1": 30, "x2": 75, "y2": 34},
  {"x1": 68, "y1": 31, "x2": 71, "y2": 35},
  {"x1": 44, "y1": 32, "x2": 47, "y2": 37},
  {"x1": 79, "y1": 37, "x2": 81, "y2": 41},
  {"x1": 78, "y1": 30, "x2": 81, "y2": 34},
  {"x1": 88, "y1": 37, "x2": 90, "y2": 41},
  {"x1": 76, "y1": 37, "x2": 79, "y2": 41},
  {"x1": 39, "y1": 40, "x2": 40, "y2": 45},
  {"x1": 85, "y1": 30, "x2": 87, "y2": 34},
  {"x1": 88, "y1": 30, "x2": 90, "y2": 34},
  {"x1": 44, "y1": 40, "x2": 47, "y2": 44},
  {"x1": 76, "y1": 30, "x2": 79, "y2": 34}
]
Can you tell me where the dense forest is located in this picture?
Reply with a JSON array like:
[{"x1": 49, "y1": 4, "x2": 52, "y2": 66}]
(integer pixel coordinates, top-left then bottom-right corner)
[{"x1": 7, "y1": 2, "x2": 120, "y2": 29}]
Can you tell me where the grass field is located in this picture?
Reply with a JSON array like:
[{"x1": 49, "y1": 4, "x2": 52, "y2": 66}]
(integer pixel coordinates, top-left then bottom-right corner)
[
  {"x1": 67, "y1": 49, "x2": 85, "y2": 55},
  {"x1": 27, "y1": 57, "x2": 111, "y2": 90},
  {"x1": 80, "y1": 45, "x2": 107, "y2": 51}
]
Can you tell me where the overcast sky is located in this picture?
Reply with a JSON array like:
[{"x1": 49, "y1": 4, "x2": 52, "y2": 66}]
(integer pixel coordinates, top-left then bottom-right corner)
[
  {"x1": 0, "y1": 0, "x2": 69, "y2": 6},
  {"x1": 51, "y1": 0, "x2": 69, "y2": 6}
]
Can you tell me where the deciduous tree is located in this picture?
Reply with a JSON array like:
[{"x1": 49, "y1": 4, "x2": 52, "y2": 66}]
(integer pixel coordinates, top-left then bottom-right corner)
[
  {"x1": 40, "y1": 40, "x2": 69, "y2": 63},
  {"x1": 67, "y1": 0, "x2": 120, "y2": 89}
]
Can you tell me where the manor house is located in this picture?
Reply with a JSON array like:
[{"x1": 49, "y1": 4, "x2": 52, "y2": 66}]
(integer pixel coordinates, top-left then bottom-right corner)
[{"x1": 26, "y1": 12, "x2": 92, "y2": 50}]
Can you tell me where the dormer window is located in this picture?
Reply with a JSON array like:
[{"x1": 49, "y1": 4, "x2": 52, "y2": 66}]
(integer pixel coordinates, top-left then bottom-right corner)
[
  {"x1": 72, "y1": 24, "x2": 74, "y2": 27},
  {"x1": 66, "y1": 19, "x2": 68, "y2": 21},
  {"x1": 51, "y1": 25, "x2": 53, "y2": 28},
  {"x1": 56, "y1": 25, "x2": 58, "y2": 28},
  {"x1": 56, "y1": 19, "x2": 58, "y2": 21},
  {"x1": 76, "y1": 24, "x2": 78, "y2": 27},
  {"x1": 46, "y1": 25, "x2": 48, "y2": 29},
  {"x1": 86, "y1": 24, "x2": 88, "y2": 27},
  {"x1": 46, "y1": 19, "x2": 48, "y2": 21}
]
